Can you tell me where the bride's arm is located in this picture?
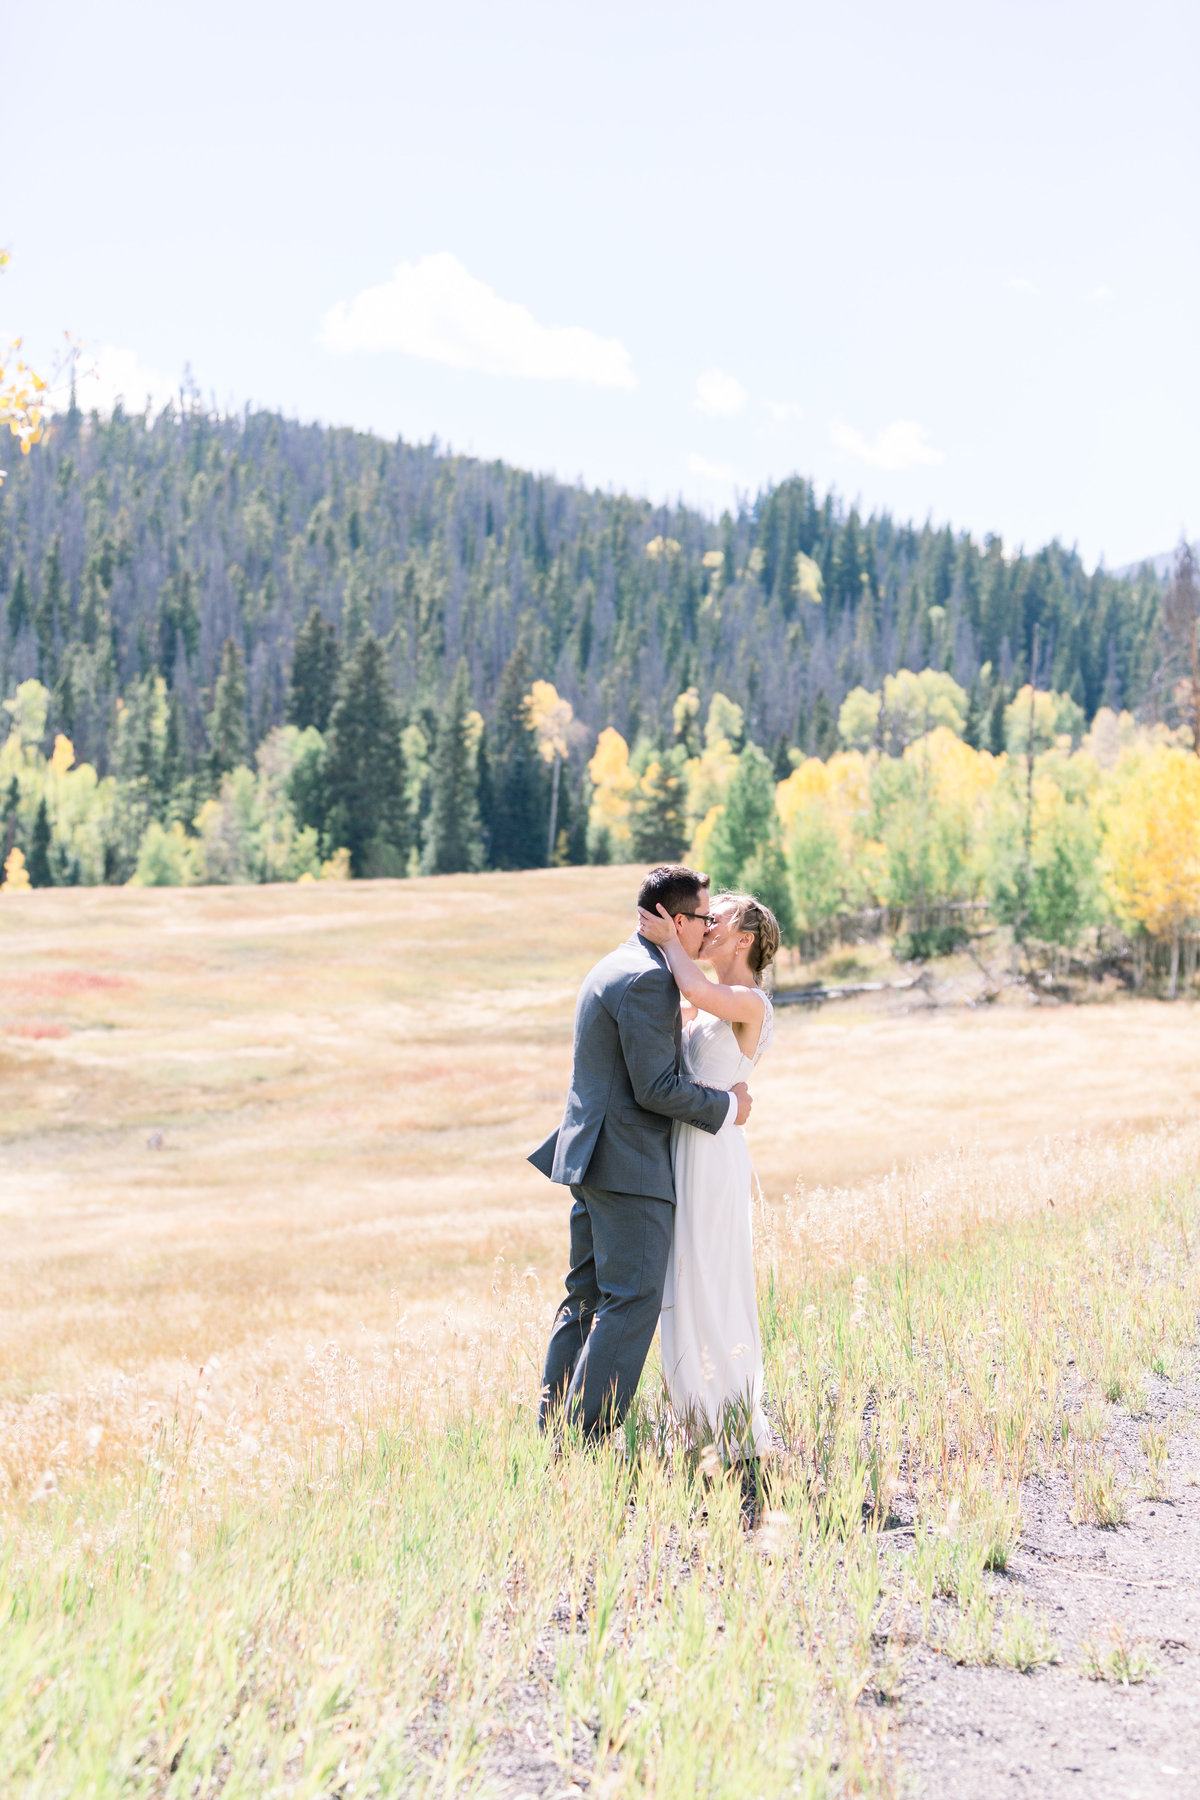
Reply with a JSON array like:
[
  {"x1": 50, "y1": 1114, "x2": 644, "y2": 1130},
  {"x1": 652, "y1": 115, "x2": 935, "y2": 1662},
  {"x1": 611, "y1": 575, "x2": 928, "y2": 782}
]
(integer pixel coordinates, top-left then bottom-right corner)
[{"x1": 638, "y1": 905, "x2": 764, "y2": 1025}]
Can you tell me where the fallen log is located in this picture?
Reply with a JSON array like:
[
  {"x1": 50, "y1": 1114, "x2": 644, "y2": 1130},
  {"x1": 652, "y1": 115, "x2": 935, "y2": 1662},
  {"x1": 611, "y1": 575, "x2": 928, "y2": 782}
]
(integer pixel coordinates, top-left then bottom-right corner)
[{"x1": 772, "y1": 974, "x2": 926, "y2": 1007}]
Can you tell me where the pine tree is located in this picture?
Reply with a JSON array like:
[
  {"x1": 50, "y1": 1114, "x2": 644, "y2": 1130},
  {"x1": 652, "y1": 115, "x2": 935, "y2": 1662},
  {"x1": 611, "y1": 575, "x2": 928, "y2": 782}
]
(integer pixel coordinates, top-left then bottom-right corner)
[
  {"x1": 161, "y1": 688, "x2": 191, "y2": 805},
  {"x1": 325, "y1": 631, "x2": 408, "y2": 875},
  {"x1": 27, "y1": 798, "x2": 53, "y2": 887},
  {"x1": 422, "y1": 659, "x2": 484, "y2": 874},
  {"x1": 6, "y1": 566, "x2": 29, "y2": 643},
  {"x1": 555, "y1": 759, "x2": 589, "y2": 865},
  {"x1": 475, "y1": 727, "x2": 495, "y2": 861},
  {"x1": 708, "y1": 744, "x2": 778, "y2": 889},
  {"x1": 288, "y1": 727, "x2": 329, "y2": 841},
  {"x1": 629, "y1": 745, "x2": 688, "y2": 863},
  {"x1": 487, "y1": 644, "x2": 547, "y2": 869},
  {"x1": 741, "y1": 840, "x2": 797, "y2": 947},
  {"x1": 208, "y1": 639, "x2": 248, "y2": 778},
  {"x1": 34, "y1": 539, "x2": 64, "y2": 681},
  {"x1": 811, "y1": 692, "x2": 838, "y2": 759},
  {"x1": 287, "y1": 605, "x2": 341, "y2": 732}
]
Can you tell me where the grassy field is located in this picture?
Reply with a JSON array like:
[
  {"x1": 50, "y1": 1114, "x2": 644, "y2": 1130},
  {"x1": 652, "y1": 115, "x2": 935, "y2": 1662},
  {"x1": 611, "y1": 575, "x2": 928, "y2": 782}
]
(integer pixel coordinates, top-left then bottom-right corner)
[
  {"x1": 4, "y1": 865, "x2": 1200, "y2": 1403},
  {"x1": 3, "y1": 868, "x2": 1200, "y2": 1796}
]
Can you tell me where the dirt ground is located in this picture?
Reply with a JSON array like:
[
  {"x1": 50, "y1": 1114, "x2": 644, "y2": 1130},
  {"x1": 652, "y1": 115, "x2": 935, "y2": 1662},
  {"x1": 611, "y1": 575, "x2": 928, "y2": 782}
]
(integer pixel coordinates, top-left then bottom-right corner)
[
  {"x1": 893, "y1": 1370, "x2": 1200, "y2": 1799},
  {"x1": 464, "y1": 1377, "x2": 1200, "y2": 1800}
]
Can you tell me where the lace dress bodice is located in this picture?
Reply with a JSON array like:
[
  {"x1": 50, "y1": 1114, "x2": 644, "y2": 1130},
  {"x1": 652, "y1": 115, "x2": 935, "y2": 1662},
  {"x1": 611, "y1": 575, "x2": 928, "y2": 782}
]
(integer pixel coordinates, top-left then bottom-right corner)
[{"x1": 680, "y1": 990, "x2": 774, "y2": 1089}]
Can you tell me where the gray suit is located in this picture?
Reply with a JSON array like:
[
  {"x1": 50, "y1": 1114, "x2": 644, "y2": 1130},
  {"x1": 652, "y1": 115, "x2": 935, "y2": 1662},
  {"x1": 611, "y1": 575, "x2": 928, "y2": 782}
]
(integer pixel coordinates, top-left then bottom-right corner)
[{"x1": 530, "y1": 932, "x2": 731, "y2": 1440}]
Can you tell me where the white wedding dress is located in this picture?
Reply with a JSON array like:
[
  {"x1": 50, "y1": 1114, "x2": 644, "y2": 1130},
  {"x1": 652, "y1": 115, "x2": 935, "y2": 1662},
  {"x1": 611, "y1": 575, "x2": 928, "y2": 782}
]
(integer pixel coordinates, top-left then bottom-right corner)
[{"x1": 659, "y1": 990, "x2": 773, "y2": 1460}]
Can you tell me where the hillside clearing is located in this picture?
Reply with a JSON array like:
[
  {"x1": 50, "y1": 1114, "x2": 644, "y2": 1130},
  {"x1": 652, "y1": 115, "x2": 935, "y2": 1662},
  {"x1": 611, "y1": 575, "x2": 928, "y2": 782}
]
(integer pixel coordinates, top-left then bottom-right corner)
[{"x1": 2, "y1": 871, "x2": 1200, "y2": 1795}]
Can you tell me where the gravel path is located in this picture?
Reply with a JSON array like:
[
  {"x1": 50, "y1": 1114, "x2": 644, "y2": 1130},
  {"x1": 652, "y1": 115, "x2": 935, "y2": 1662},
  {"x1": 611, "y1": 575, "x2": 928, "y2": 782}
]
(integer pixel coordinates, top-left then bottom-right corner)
[{"x1": 897, "y1": 1374, "x2": 1200, "y2": 1799}]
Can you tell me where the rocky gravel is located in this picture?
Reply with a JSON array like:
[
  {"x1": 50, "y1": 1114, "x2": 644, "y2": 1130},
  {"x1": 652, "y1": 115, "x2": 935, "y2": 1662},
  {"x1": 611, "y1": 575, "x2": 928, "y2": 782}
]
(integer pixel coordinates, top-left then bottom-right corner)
[{"x1": 896, "y1": 1369, "x2": 1200, "y2": 1799}]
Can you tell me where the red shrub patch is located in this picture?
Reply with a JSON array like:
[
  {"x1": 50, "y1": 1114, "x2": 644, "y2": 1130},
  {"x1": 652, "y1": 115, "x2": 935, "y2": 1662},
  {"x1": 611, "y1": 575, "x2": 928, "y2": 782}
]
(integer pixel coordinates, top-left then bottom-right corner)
[{"x1": 10, "y1": 972, "x2": 133, "y2": 997}]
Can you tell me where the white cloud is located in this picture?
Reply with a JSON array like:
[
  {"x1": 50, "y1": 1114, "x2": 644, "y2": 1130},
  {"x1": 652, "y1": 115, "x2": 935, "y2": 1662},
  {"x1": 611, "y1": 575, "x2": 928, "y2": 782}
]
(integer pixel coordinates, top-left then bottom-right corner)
[
  {"x1": 693, "y1": 366, "x2": 747, "y2": 416},
  {"x1": 687, "y1": 452, "x2": 738, "y2": 483},
  {"x1": 831, "y1": 418, "x2": 944, "y2": 471},
  {"x1": 1087, "y1": 284, "x2": 1112, "y2": 303},
  {"x1": 765, "y1": 399, "x2": 801, "y2": 422},
  {"x1": 1006, "y1": 276, "x2": 1037, "y2": 293},
  {"x1": 320, "y1": 252, "x2": 635, "y2": 389},
  {"x1": 75, "y1": 346, "x2": 180, "y2": 416}
]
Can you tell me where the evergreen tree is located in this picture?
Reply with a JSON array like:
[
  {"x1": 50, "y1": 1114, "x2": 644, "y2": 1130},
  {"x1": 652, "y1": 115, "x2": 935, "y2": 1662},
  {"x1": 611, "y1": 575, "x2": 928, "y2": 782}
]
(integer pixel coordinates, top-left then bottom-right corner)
[
  {"x1": 208, "y1": 639, "x2": 248, "y2": 778},
  {"x1": 475, "y1": 727, "x2": 495, "y2": 862},
  {"x1": 161, "y1": 688, "x2": 190, "y2": 804},
  {"x1": 985, "y1": 684, "x2": 1007, "y2": 756},
  {"x1": 487, "y1": 644, "x2": 546, "y2": 869},
  {"x1": 422, "y1": 659, "x2": 484, "y2": 875},
  {"x1": 811, "y1": 692, "x2": 838, "y2": 759},
  {"x1": 708, "y1": 744, "x2": 778, "y2": 889},
  {"x1": 34, "y1": 539, "x2": 64, "y2": 681},
  {"x1": 6, "y1": 566, "x2": 29, "y2": 643},
  {"x1": 27, "y1": 797, "x2": 52, "y2": 887},
  {"x1": 741, "y1": 840, "x2": 797, "y2": 948},
  {"x1": 158, "y1": 570, "x2": 200, "y2": 675},
  {"x1": 628, "y1": 745, "x2": 688, "y2": 862},
  {"x1": 287, "y1": 605, "x2": 341, "y2": 732},
  {"x1": 324, "y1": 631, "x2": 407, "y2": 875},
  {"x1": 555, "y1": 758, "x2": 589, "y2": 865},
  {"x1": 288, "y1": 727, "x2": 329, "y2": 841},
  {"x1": 770, "y1": 733, "x2": 794, "y2": 782}
]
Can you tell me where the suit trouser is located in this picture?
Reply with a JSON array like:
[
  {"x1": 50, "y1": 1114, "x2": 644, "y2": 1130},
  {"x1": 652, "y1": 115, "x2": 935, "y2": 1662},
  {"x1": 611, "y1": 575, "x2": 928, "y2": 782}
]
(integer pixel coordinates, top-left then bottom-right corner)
[{"x1": 538, "y1": 1184, "x2": 674, "y2": 1442}]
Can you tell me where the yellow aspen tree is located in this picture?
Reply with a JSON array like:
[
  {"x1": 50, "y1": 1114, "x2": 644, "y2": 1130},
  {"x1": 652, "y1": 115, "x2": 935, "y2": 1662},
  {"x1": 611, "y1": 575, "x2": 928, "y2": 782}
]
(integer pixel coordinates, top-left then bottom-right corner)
[
  {"x1": 525, "y1": 680, "x2": 580, "y2": 862},
  {"x1": 1100, "y1": 745, "x2": 1200, "y2": 995},
  {"x1": 587, "y1": 727, "x2": 636, "y2": 862},
  {"x1": 689, "y1": 803, "x2": 723, "y2": 871},
  {"x1": 0, "y1": 253, "x2": 53, "y2": 485},
  {"x1": 681, "y1": 694, "x2": 743, "y2": 845},
  {"x1": 2, "y1": 846, "x2": 31, "y2": 891}
]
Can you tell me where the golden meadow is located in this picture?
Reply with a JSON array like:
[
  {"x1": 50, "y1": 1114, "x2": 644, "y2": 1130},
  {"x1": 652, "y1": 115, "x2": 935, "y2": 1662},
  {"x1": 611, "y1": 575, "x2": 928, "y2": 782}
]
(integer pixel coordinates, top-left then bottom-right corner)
[{"x1": 2, "y1": 868, "x2": 1200, "y2": 1796}]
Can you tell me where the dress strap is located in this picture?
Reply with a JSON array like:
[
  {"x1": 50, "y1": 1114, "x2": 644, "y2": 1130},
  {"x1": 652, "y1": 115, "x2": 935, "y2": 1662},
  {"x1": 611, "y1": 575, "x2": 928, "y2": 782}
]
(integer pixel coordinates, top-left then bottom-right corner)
[{"x1": 751, "y1": 988, "x2": 774, "y2": 1065}]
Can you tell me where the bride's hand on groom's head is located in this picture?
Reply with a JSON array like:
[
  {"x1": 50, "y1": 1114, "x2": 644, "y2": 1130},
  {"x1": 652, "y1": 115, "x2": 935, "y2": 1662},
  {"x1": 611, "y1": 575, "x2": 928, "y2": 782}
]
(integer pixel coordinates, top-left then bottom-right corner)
[{"x1": 637, "y1": 903, "x2": 676, "y2": 945}]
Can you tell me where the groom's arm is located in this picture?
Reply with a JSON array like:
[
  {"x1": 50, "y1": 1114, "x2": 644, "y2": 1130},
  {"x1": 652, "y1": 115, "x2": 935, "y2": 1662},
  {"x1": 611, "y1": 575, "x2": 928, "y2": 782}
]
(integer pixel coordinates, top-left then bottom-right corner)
[{"x1": 616, "y1": 970, "x2": 738, "y2": 1135}]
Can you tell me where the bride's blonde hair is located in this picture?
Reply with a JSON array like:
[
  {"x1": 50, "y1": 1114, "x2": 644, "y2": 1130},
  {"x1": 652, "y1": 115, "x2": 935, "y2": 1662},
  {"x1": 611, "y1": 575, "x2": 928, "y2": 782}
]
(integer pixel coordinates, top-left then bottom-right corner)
[{"x1": 722, "y1": 893, "x2": 781, "y2": 984}]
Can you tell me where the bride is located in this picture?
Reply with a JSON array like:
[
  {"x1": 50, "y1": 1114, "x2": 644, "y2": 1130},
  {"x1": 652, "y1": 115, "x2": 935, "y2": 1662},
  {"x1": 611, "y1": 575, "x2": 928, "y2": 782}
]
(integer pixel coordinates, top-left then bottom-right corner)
[{"x1": 637, "y1": 890, "x2": 778, "y2": 1490}]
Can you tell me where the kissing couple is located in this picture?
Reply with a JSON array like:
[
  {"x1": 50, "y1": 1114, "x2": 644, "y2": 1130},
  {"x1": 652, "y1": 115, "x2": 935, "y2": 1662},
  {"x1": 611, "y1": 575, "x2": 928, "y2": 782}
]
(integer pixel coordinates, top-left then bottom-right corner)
[{"x1": 530, "y1": 862, "x2": 779, "y2": 1502}]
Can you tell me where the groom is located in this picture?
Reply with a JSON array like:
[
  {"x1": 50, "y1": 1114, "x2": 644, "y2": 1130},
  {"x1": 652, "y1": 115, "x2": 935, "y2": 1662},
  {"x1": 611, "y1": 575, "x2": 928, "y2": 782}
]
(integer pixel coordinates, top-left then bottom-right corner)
[{"x1": 529, "y1": 863, "x2": 752, "y2": 1442}]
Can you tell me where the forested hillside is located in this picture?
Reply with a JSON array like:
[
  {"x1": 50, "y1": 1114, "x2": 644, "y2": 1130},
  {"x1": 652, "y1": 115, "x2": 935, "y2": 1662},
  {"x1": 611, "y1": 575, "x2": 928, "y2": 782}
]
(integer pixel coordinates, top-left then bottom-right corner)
[
  {"x1": 1, "y1": 401, "x2": 1165, "y2": 759},
  {"x1": 0, "y1": 400, "x2": 1175, "y2": 893}
]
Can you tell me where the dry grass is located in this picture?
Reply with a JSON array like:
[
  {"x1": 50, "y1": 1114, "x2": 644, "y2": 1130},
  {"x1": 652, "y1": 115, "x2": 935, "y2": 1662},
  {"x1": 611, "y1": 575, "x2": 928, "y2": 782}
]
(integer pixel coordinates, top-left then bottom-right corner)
[
  {"x1": 3, "y1": 870, "x2": 1200, "y2": 1795},
  {"x1": 4, "y1": 865, "x2": 1200, "y2": 1413}
]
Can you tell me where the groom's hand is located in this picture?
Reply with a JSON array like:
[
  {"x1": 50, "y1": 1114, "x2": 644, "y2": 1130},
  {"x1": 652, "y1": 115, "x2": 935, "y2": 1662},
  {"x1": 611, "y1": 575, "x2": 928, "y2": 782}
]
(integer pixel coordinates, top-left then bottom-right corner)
[{"x1": 732, "y1": 1081, "x2": 752, "y2": 1126}]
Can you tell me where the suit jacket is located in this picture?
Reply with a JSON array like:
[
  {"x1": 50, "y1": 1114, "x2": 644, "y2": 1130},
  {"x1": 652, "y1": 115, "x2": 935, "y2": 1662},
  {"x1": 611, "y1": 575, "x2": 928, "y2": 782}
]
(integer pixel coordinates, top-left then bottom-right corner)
[{"x1": 528, "y1": 932, "x2": 731, "y2": 1202}]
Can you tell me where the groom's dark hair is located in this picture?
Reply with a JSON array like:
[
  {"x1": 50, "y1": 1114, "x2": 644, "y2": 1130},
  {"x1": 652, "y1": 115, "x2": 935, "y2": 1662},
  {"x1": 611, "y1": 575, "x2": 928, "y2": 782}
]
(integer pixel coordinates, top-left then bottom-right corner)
[{"x1": 637, "y1": 864, "x2": 709, "y2": 919}]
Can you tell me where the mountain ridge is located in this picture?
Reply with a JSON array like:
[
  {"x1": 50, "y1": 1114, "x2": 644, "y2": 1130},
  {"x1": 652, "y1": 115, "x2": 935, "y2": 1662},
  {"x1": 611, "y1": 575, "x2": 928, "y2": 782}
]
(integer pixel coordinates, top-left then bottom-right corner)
[{"x1": 0, "y1": 402, "x2": 1166, "y2": 778}]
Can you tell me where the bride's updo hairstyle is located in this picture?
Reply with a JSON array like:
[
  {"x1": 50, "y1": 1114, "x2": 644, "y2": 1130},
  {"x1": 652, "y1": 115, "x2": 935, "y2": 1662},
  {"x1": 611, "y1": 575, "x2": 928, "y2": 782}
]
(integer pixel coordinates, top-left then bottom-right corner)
[{"x1": 723, "y1": 893, "x2": 781, "y2": 985}]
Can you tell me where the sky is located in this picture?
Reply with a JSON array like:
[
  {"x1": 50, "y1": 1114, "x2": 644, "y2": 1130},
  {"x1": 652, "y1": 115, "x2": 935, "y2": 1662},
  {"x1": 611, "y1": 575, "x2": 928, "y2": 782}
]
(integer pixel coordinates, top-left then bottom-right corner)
[{"x1": 5, "y1": 0, "x2": 1198, "y2": 568}]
